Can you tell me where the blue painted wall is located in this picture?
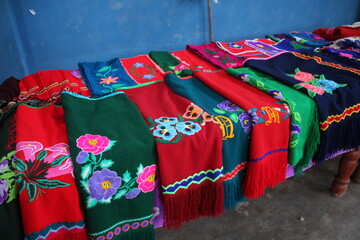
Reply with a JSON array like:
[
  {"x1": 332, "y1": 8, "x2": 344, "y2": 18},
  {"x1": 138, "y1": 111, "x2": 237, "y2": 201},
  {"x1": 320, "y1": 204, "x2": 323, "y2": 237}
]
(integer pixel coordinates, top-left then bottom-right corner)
[{"x1": 1, "y1": 0, "x2": 360, "y2": 82}]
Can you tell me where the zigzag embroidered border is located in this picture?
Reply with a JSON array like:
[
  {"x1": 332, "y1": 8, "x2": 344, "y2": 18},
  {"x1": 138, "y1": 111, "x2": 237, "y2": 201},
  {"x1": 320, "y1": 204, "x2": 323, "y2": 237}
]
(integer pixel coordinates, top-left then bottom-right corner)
[
  {"x1": 162, "y1": 168, "x2": 223, "y2": 194},
  {"x1": 223, "y1": 162, "x2": 248, "y2": 181},
  {"x1": 320, "y1": 103, "x2": 360, "y2": 130}
]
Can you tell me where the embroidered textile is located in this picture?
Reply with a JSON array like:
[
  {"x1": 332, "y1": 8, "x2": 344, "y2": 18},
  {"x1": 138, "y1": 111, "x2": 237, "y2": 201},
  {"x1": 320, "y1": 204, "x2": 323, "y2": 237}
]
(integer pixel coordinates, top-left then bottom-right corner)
[
  {"x1": 313, "y1": 25, "x2": 360, "y2": 41},
  {"x1": 0, "y1": 77, "x2": 20, "y2": 103},
  {"x1": 148, "y1": 51, "x2": 193, "y2": 77},
  {"x1": 286, "y1": 31, "x2": 331, "y2": 47},
  {"x1": 171, "y1": 50, "x2": 220, "y2": 73}
]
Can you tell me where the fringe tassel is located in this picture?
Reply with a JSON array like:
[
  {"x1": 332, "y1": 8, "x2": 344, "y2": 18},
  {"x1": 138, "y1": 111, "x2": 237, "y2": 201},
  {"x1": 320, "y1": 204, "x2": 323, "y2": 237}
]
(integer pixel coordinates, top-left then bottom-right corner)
[
  {"x1": 224, "y1": 176, "x2": 246, "y2": 209},
  {"x1": 242, "y1": 151, "x2": 287, "y2": 199},
  {"x1": 163, "y1": 181, "x2": 224, "y2": 229}
]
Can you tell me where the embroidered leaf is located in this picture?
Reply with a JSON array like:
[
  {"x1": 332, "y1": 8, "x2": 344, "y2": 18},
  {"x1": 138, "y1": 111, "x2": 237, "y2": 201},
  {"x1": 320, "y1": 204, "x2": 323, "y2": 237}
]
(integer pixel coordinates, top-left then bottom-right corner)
[
  {"x1": 27, "y1": 183, "x2": 37, "y2": 202},
  {"x1": 256, "y1": 80, "x2": 265, "y2": 89},
  {"x1": 81, "y1": 164, "x2": 92, "y2": 180},
  {"x1": 147, "y1": 117, "x2": 158, "y2": 125},
  {"x1": 6, "y1": 185, "x2": 17, "y2": 203},
  {"x1": 122, "y1": 170, "x2": 131, "y2": 183},
  {"x1": 114, "y1": 189, "x2": 127, "y2": 200},
  {"x1": 172, "y1": 133, "x2": 183, "y2": 144},
  {"x1": 99, "y1": 197, "x2": 112, "y2": 204},
  {"x1": 80, "y1": 180, "x2": 90, "y2": 193},
  {"x1": 104, "y1": 140, "x2": 117, "y2": 152},
  {"x1": 295, "y1": 68, "x2": 301, "y2": 73},
  {"x1": 95, "y1": 73, "x2": 103, "y2": 77},
  {"x1": 90, "y1": 154, "x2": 97, "y2": 162},
  {"x1": 136, "y1": 164, "x2": 144, "y2": 176},
  {"x1": 0, "y1": 151, "x2": 15, "y2": 162},
  {"x1": 14, "y1": 158, "x2": 26, "y2": 171},
  {"x1": 308, "y1": 89, "x2": 316, "y2": 98},
  {"x1": 36, "y1": 179, "x2": 70, "y2": 189},
  {"x1": 101, "y1": 89, "x2": 111, "y2": 94},
  {"x1": 0, "y1": 170, "x2": 14, "y2": 181},
  {"x1": 294, "y1": 112, "x2": 301, "y2": 123},
  {"x1": 319, "y1": 74, "x2": 326, "y2": 80},
  {"x1": 293, "y1": 84, "x2": 302, "y2": 90},
  {"x1": 17, "y1": 179, "x2": 26, "y2": 193},
  {"x1": 213, "y1": 108, "x2": 226, "y2": 114},
  {"x1": 112, "y1": 68, "x2": 119, "y2": 72},
  {"x1": 51, "y1": 155, "x2": 69, "y2": 167},
  {"x1": 100, "y1": 160, "x2": 114, "y2": 169},
  {"x1": 230, "y1": 113, "x2": 239, "y2": 123},
  {"x1": 290, "y1": 140, "x2": 299, "y2": 148},
  {"x1": 87, "y1": 197, "x2": 98, "y2": 209},
  {"x1": 339, "y1": 84, "x2": 347, "y2": 87},
  {"x1": 98, "y1": 66, "x2": 111, "y2": 72},
  {"x1": 128, "y1": 180, "x2": 136, "y2": 188}
]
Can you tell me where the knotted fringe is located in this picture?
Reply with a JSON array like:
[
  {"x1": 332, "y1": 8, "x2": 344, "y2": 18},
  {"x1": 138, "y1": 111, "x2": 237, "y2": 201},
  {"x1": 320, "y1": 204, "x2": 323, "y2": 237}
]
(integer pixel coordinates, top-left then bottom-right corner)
[
  {"x1": 242, "y1": 151, "x2": 287, "y2": 199},
  {"x1": 163, "y1": 181, "x2": 224, "y2": 229},
  {"x1": 224, "y1": 176, "x2": 246, "y2": 209}
]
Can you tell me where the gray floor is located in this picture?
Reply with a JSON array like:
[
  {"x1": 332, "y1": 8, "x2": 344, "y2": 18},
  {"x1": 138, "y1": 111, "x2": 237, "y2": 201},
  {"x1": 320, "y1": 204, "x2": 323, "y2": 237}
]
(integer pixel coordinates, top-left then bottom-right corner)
[{"x1": 155, "y1": 156, "x2": 360, "y2": 240}]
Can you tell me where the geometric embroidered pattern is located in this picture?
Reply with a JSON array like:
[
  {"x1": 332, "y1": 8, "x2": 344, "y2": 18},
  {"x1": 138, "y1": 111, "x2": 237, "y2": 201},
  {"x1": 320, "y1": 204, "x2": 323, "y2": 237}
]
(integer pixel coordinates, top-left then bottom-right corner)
[
  {"x1": 319, "y1": 103, "x2": 360, "y2": 131},
  {"x1": 223, "y1": 162, "x2": 248, "y2": 181}
]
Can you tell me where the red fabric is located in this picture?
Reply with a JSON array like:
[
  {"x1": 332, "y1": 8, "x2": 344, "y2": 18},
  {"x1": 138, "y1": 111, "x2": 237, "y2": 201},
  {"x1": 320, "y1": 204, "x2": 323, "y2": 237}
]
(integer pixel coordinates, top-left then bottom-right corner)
[
  {"x1": 313, "y1": 26, "x2": 360, "y2": 41},
  {"x1": 171, "y1": 50, "x2": 219, "y2": 72},
  {"x1": 194, "y1": 70, "x2": 290, "y2": 199},
  {"x1": 16, "y1": 104, "x2": 87, "y2": 239},
  {"x1": 118, "y1": 81, "x2": 224, "y2": 228},
  {"x1": 18, "y1": 70, "x2": 90, "y2": 102},
  {"x1": 120, "y1": 55, "x2": 166, "y2": 84}
]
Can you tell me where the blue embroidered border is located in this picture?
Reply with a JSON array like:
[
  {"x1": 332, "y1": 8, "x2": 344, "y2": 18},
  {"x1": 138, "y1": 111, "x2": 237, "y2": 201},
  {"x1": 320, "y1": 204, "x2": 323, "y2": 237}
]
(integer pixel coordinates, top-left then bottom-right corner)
[{"x1": 250, "y1": 148, "x2": 288, "y2": 162}]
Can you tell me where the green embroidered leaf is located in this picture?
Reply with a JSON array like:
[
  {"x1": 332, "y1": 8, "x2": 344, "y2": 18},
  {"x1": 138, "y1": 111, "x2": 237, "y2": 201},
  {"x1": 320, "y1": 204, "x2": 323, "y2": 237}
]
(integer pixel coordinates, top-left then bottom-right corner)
[
  {"x1": 295, "y1": 68, "x2": 301, "y2": 73},
  {"x1": 87, "y1": 197, "x2": 98, "y2": 209},
  {"x1": 17, "y1": 179, "x2": 26, "y2": 194},
  {"x1": 114, "y1": 189, "x2": 127, "y2": 200},
  {"x1": 80, "y1": 180, "x2": 89, "y2": 193},
  {"x1": 122, "y1": 170, "x2": 131, "y2": 183},
  {"x1": 256, "y1": 80, "x2": 265, "y2": 88},
  {"x1": 0, "y1": 170, "x2": 14, "y2": 181},
  {"x1": 128, "y1": 180, "x2": 136, "y2": 188},
  {"x1": 339, "y1": 84, "x2": 347, "y2": 87},
  {"x1": 308, "y1": 89, "x2": 316, "y2": 98},
  {"x1": 51, "y1": 155, "x2": 69, "y2": 167},
  {"x1": 112, "y1": 68, "x2": 119, "y2": 72},
  {"x1": 290, "y1": 140, "x2": 299, "y2": 148},
  {"x1": 98, "y1": 197, "x2": 112, "y2": 204},
  {"x1": 319, "y1": 74, "x2": 326, "y2": 80},
  {"x1": 6, "y1": 185, "x2": 17, "y2": 203},
  {"x1": 98, "y1": 66, "x2": 111, "y2": 72},
  {"x1": 213, "y1": 108, "x2": 226, "y2": 114},
  {"x1": 104, "y1": 140, "x2": 117, "y2": 152},
  {"x1": 27, "y1": 183, "x2": 37, "y2": 202},
  {"x1": 293, "y1": 84, "x2": 302, "y2": 90},
  {"x1": 95, "y1": 73, "x2": 103, "y2": 77},
  {"x1": 81, "y1": 164, "x2": 92, "y2": 180},
  {"x1": 100, "y1": 160, "x2": 114, "y2": 169},
  {"x1": 230, "y1": 113, "x2": 239, "y2": 123},
  {"x1": 178, "y1": 114, "x2": 184, "y2": 122},
  {"x1": 172, "y1": 133, "x2": 183, "y2": 144},
  {"x1": 101, "y1": 89, "x2": 111, "y2": 94},
  {"x1": 36, "y1": 179, "x2": 70, "y2": 189},
  {"x1": 14, "y1": 158, "x2": 27, "y2": 171},
  {"x1": 294, "y1": 112, "x2": 302, "y2": 123},
  {"x1": 147, "y1": 117, "x2": 158, "y2": 125},
  {"x1": 137, "y1": 163, "x2": 144, "y2": 176},
  {"x1": 90, "y1": 154, "x2": 97, "y2": 162}
]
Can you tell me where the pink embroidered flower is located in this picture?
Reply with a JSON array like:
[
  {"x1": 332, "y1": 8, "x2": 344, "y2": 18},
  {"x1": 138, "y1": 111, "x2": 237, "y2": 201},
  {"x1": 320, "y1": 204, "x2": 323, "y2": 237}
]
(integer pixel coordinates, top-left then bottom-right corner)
[
  {"x1": 45, "y1": 143, "x2": 70, "y2": 162},
  {"x1": 299, "y1": 82, "x2": 325, "y2": 95},
  {"x1": 183, "y1": 104, "x2": 203, "y2": 119},
  {"x1": 99, "y1": 76, "x2": 118, "y2": 85},
  {"x1": 174, "y1": 63, "x2": 188, "y2": 72},
  {"x1": 339, "y1": 52, "x2": 353, "y2": 58},
  {"x1": 136, "y1": 164, "x2": 156, "y2": 193},
  {"x1": 294, "y1": 71, "x2": 314, "y2": 81},
  {"x1": 16, "y1": 141, "x2": 43, "y2": 161},
  {"x1": 76, "y1": 134, "x2": 110, "y2": 155}
]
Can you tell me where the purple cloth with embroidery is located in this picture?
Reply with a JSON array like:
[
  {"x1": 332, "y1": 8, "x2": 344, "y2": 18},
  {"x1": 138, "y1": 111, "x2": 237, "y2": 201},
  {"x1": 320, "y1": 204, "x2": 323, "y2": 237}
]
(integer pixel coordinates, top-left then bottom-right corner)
[
  {"x1": 78, "y1": 58, "x2": 137, "y2": 97},
  {"x1": 186, "y1": 42, "x2": 244, "y2": 70}
]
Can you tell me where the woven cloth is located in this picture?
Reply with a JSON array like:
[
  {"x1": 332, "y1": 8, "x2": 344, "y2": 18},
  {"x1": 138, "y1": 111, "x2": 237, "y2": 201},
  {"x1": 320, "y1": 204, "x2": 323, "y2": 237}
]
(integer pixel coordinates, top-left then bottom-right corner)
[{"x1": 171, "y1": 50, "x2": 220, "y2": 73}]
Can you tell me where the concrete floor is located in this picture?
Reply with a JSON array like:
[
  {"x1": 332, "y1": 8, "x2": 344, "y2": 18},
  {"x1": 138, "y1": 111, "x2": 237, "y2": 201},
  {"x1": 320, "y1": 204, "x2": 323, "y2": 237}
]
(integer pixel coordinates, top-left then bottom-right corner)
[{"x1": 155, "y1": 156, "x2": 360, "y2": 240}]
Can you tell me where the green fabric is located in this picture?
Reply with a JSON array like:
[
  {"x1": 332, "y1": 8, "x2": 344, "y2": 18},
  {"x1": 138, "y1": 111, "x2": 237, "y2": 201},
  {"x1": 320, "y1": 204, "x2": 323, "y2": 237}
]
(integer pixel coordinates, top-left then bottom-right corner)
[
  {"x1": 148, "y1": 51, "x2": 193, "y2": 77},
  {"x1": 61, "y1": 91, "x2": 157, "y2": 240},
  {"x1": 227, "y1": 68, "x2": 320, "y2": 173}
]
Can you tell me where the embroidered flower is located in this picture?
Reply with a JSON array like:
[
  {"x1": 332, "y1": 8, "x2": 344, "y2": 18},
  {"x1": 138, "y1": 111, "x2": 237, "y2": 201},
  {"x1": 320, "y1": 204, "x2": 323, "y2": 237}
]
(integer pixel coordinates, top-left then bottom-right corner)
[
  {"x1": 217, "y1": 100, "x2": 240, "y2": 112},
  {"x1": 155, "y1": 117, "x2": 178, "y2": 125},
  {"x1": 229, "y1": 43, "x2": 243, "y2": 49},
  {"x1": 143, "y1": 74, "x2": 155, "y2": 79},
  {"x1": 202, "y1": 112, "x2": 213, "y2": 123},
  {"x1": 44, "y1": 143, "x2": 70, "y2": 162},
  {"x1": 76, "y1": 151, "x2": 89, "y2": 164},
  {"x1": 238, "y1": 73, "x2": 249, "y2": 83},
  {"x1": 153, "y1": 124, "x2": 177, "y2": 141},
  {"x1": 174, "y1": 63, "x2": 188, "y2": 72},
  {"x1": 183, "y1": 104, "x2": 203, "y2": 119},
  {"x1": 268, "y1": 90, "x2": 284, "y2": 100},
  {"x1": 247, "y1": 109, "x2": 259, "y2": 126},
  {"x1": 175, "y1": 121, "x2": 201, "y2": 135},
  {"x1": 133, "y1": 63, "x2": 144, "y2": 68},
  {"x1": 290, "y1": 123, "x2": 301, "y2": 136},
  {"x1": 77, "y1": 134, "x2": 110, "y2": 155},
  {"x1": 0, "y1": 160, "x2": 8, "y2": 172},
  {"x1": 125, "y1": 188, "x2": 141, "y2": 199},
  {"x1": 293, "y1": 71, "x2": 314, "y2": 81},
  {"x1": 99, "y1": 76, "x2": 118, "y2": 85},
  {"x1": 136, "y1": 164, "x2": 156, "y2": 193},
  {"x1": 88, "y1": 169, "x2": 122, "y2": 201},
  {"x1": 299, "y1": 82, "x2": 324, "y2": 95},
  {"x1": 239, "y1": 112, "x2": 252, "y2": 134},
  {"x1": 317, "y1": 79, "x2": 341, "y2": 92},
  {"x1": 16, "y1": 141, "x2": 43, "y2": 161},
  {"x1": 0, "y1": 180, "x2": 9, "y2": 205},
  {"x1": 339, "y1": 52, "x2": 353, "y2": 58}
]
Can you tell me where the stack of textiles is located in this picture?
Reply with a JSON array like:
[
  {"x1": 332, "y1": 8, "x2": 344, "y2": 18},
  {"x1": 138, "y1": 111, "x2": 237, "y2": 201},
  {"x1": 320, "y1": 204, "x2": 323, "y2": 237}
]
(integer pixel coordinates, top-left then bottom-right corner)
[{"x1": 1, "y1": 22, "x2": 360, "y2": 239}]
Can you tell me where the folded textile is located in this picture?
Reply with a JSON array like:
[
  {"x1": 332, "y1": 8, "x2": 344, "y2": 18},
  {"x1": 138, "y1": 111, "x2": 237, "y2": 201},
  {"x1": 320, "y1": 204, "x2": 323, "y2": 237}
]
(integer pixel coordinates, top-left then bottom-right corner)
[
  {"x1": 78, "y1": 58, "x2": 137, "y2": 97},
  {"x1": 15, "y1": 103, "x2": 87, "y2": 240},
  {"x1": 148, "y1": 51, "x2": 193, "y2": 77},
  {"x1": 286, "y1": 31, "x2": 332, "y2": 47},
  {"x1": 313, "y1": 24, "x2": 360, "y2": 41},
  {"x1": 273, "y1": 39, "x2": 316, "y2": 53},
  {"x1": 0, "y1": 105, "x2": 23, "y2": 240},
  {"x1": 164, "y1": 73, "x2": 249, "y2": 208},
  {"x1": 18, "y1": 70, "x2": 90, "y2": 102},
  {"x1": 245, "y1": 51, "x2": 360, "y2": 162},
  {"x1": 194, "y1": 70, "x2": 290, "y2": 199},
  {"x1": 0, "y1": 77, "x2": 20, "y2": 103},
  {"x1": 187, "y1": 42, "x2": 244, "y2": 69},
  {"x1": 117, "y1": 81, "x2": 224, "y2": 228},
  {"x1": 171, "y1": 50, "x2": 220, "y2": 73},
  {"x1": 227, "y1": 68, "x2": 320, "y2": 173},
  {"x1": 62, "y1": 92, "x2": 157, "y2": 240}
]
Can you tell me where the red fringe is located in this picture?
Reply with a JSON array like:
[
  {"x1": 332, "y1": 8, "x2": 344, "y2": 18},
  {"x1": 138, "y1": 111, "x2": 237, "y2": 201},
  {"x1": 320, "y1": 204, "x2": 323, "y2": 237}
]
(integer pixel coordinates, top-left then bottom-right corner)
[
  {"x1": 242, "y1": 151, "x2": 288, "y2": 199},
  {"x1": 163, "y1": 181, "x2": 224, "y2": 229}
]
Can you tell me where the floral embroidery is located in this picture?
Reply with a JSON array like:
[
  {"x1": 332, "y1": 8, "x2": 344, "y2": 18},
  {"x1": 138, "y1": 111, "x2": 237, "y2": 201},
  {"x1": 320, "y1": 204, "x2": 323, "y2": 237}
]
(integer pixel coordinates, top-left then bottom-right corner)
[
  {"x1": 129, "y1": 63, "x2": 156, "y2": 79},
  {"x1": 15, "y1": 142, "x2": 71, "y2": 202},
  {"x1": 95, "y1": 65, "x2": 127, "y2": 94},
  {"x1": 183, "y1": 104, "x2": 204, "y2": 119},
  {"x1": 0, "y1": 151, "x2": 17, "y2": 205},
  {"x1": 75, "y1": 134, "x2": 155, "y2": 208},
  {"x1": 238, "y1": 73, "x2": 250, "y2": 82},
  {"x1": 228, "y1": 43, "x2": 243, "y2": 49},
  {"x1": 169, "y1": 63, "x2": 189, "y2": 76},
  {"x1": 204, "y1": 48, "x2": 238, "y2": 65},
  {"x1": 247, "y1": 102, "x2": 290, "y2": 127},
  {"x1": 293, "y1": 71, "x2": 314, "y2": 81},
  {"x1": 99, "y1": 76, "x2": 119, "y2": 85},
  {"x1": 176, "y1": 121, "x2": 201, "y2": 135},
  {"x1": 268, "y1": 90, "x2": 284, "y2": 100},
  {"x1": 238, "y1": 112, "x2": 252, "y2": 134}
]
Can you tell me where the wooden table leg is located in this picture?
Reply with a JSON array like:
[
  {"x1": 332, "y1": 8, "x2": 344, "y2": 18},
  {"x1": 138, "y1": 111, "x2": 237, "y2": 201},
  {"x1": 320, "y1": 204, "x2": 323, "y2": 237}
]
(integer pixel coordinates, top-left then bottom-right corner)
[
  {"x1": 331, "y1": 148, "x2": 360, "y2": 197},
  {"x1": 351, "y1": 165, "x2": 360, "y2": 184}
]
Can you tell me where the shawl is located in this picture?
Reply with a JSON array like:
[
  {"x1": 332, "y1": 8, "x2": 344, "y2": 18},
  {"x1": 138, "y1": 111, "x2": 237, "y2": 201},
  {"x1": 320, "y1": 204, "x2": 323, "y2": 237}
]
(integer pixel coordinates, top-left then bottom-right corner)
[
  {"x1": 117, "y1": 81, "x2": 224, "y2": 228},
  {"x1": 226, "y1": 67, "x2": 320, "y2": 173},
  {"x1": 0, "y1": 77, "x2": 20, "y2": 102},
  {"x1": 286, "y1": 31, "x2": 331, "y2": 47},
  {"x1": 245, "y1": 51, "x2": 360, "y2": 162},
  {"x1": 171, "y1": 50, "x2": 220, "y2": 73},
  {"x1": 186, "y1": 42, "x2": 244, "y2": 69},
  {"x1": 164, "y1": 73, "x2": 249, "y2": 209},
  {"x1": 0, "y1": 105, "x2": 24, "y2": 240},
  {"x1": 313, "y1": 25, "x2": 360, "y2": 41},
  {"x1": 78, "y1": 58, "x2": 137, "y2": 97},
  {"x1": 273, "y1": 39, "x2": 315, "y2": 53},
  {"x1": 15, "y1": 103, "x2": 87, "y2": 240},
  {"x1": 17, "y1": 70, "x2": 90, "y2": 103},
  {"x1": 61, "y1": 92, "x2": 157, "y2": 240},
  {"x1": 194, "y1": 70, "x2": 290, "y2": 199}
]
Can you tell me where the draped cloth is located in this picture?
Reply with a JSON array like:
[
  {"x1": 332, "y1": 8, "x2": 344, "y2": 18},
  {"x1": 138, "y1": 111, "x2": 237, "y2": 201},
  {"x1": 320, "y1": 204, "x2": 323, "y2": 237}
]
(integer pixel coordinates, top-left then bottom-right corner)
[
  {"x1": 171, "y1": 50, "x2": 220, "y2": 73},
  {"x1": 15, "y1": 103, "x2": 87, "y2": 240},
  {"x1": 117, "y1": 81, "x2": 224, "y2": 228},
  {"x1": 227, "y1": 67, "x2": 320, "y2": 173},
  {"x1": 61, "y1": 92, "x2": 157, "y2": 240},
  {"x1": 245, "y1": 52, "x2": 360, "y2": 162},
  {"x1": 194, "y1": 70, "x2": 290, "y2": 199},
  {"x1": 164, "y1": 73, "x2": 249, "y2": 209}
]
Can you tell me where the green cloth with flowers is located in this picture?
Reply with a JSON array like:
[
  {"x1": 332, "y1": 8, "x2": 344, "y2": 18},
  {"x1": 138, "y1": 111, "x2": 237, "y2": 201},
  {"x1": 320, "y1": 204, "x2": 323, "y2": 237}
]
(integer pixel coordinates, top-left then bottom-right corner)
[
  {"x1": 61, "y1": 91, "x2": 157, "y2": 240},
  {"x1": 227, "y1": 68, "x2": 320, "y2": 172}
]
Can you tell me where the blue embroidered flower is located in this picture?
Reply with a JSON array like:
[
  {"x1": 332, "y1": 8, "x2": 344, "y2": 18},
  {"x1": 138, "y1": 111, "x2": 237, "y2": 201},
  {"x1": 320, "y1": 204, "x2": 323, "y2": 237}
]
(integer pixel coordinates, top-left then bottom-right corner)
[
  {"x1": 317, "y1": 79, "x2": 340, "y2": 92},
  {"x1": 88, "y1": 169, "x2": 122, "y2": 201},
  {"x1": 143, "y1": 74, "x2": 155, "y2": 79},
  {"x1": 0, "y1": 160, "x2": 8, "y2": 172},
  {"x1": 229, "y1": 43, "x2": 243, "y2": 49},
  {"x1": 155, "y1": 117, "x2": 178, "y2": 125},
  {"x1": 0, "y1": 180, "x2": 9, "y2": 205},
  {"x1": 268, "y1": 90, "x2": 284, "y2": 100},
  {"x1": 133, "y1": 63, "x2": 144, "y2": 68},
  {"x1": 125, "y1": 188, "x2": 141, "y2": 199},
  {"x1": 238, "y1": 73, "x2": 249, "y2": 83},
  {"x1": 175, "y1": 121, "x2": 201, "y2": 135},
  {"x1": 76, "y1": 151, "x2": 89, "y2": 164},
  {"x1": 217, "y1": 100, "x2": 240, "y2": 112},
  {"x1": 290, "y1": 123, "x2": 301, "y2": 136},
  {"x1": 239, "y1": 112, "x2": 252, "y2": 134},
  {"x1": 247, "y1": 109, "x2": 259, "y2": 126},
  {"x1": 153, "y1": 124, "x2": 177, "y2": 141}
]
